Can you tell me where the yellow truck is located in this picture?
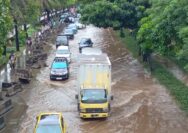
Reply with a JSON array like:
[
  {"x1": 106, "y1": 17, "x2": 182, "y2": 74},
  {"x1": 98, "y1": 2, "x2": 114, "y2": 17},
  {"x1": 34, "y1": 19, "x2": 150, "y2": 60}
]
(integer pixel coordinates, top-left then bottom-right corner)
[{"x1": 76, "y1": 52, "x2": 113, "y2": 118}]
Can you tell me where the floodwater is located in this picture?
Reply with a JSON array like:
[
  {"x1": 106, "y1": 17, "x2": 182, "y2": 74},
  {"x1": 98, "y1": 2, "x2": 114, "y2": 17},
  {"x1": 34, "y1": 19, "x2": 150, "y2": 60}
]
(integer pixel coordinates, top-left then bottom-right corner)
[{"x1": 4, "y1": 25, "x2": 188, "y2": 133}]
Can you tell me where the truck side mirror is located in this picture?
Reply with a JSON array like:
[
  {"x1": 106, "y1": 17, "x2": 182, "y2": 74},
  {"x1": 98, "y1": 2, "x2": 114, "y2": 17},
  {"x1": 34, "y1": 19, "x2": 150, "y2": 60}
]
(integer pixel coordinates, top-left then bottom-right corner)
[
  {"x1": 75, "y1": 94, "x2": 78, "y2": 99},
  {"x1": 111, "y1": 96, "x2": 114, "y2": 101},
  {"x1": 36, "y1": 116, "x2": 39, "y2": 120}
]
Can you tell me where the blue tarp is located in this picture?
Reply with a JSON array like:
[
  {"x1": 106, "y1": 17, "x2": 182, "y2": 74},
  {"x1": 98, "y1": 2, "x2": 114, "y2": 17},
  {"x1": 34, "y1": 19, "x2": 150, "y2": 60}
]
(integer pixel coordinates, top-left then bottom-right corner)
[{"x1": 52, "y1": 62, "x2": 67, "y2": 69}]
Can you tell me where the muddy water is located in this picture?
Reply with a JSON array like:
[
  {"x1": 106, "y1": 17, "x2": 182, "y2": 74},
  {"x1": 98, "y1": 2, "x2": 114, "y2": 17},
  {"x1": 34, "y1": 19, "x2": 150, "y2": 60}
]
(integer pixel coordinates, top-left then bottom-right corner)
[{"x1": 15, "y1": 26, "x2": 188, "y2": 133}]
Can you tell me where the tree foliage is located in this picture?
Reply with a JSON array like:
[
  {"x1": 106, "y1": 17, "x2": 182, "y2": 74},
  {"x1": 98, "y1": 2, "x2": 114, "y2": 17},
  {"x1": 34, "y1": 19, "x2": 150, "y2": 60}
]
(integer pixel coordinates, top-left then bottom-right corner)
[
  {"x1": 79, "y1": 0, "x2": 150, "y2": 29},
  {"x1": 137, "y1": 0, "x2": 188, "y2": 59},
  {"x1": 0, "y1": 0, "x2": 12, "y2": 53},
  {"x1": 0, "y1": 0, "x2": 75, "y2": 54}
]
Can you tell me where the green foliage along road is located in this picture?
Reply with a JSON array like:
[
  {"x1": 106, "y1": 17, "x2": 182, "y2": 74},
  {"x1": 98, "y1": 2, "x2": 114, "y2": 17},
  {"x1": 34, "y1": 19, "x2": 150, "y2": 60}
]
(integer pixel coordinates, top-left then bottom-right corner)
[
  {"x1": 137, "y1": 0, "x2": 188, "y2": 69},
  {"x1": 80, "y1": 0, "x2": 149, "y2": 30},
  {"x1": 0, "y1": 0, "x2": 75, "y2": 61},
  {"x1": 0, "y1": 0, "x2": 12, "y2": 55}
]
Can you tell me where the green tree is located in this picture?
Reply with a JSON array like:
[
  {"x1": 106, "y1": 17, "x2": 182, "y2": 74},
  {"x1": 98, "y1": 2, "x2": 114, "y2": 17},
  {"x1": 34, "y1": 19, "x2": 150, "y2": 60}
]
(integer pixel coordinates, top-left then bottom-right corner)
[
  {"x1": 0, "y1": 0, "x2": 12, "y2": 55},
  {"x1": 79, "y1": 0, "x2": 149, "y2": 31},
  {"x1": 137, "y1": 0, "x2": 188, "y2": 56}
]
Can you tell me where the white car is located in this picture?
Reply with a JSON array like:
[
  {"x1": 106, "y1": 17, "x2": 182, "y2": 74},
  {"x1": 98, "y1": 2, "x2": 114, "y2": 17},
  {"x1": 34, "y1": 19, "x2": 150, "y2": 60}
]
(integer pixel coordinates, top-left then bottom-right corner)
[
  {"x1": 56, "y1": 46, "x2": 71, "y2": 63},
  {"x1": 75, "y1": 22, "x2": 86, "y2": 29}
]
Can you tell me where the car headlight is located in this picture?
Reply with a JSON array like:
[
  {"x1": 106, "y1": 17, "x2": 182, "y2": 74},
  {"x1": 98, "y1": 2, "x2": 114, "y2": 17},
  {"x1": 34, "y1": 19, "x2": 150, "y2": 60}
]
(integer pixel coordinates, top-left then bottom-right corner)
[
  {"x1": 51, "y1": 70, "x2": 56, "y2": 75},
  {"x1": 80, "y1": 109, "x2": 86, "y2": 113},
  {"x1": 62, "y1": 69, "x2": 68, "y2": 74}
]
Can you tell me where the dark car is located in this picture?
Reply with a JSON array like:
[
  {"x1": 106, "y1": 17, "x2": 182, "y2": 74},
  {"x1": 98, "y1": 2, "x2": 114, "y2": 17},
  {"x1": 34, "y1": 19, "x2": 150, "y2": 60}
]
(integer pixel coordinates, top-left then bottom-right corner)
[
  {"x1": 78, "y1": 38, "x2": 93, "y2": 53},
  {"x1": 63, "y1": 29, "x2": 74, "y2": 40},
  {"x1": 60, "y1": 13, "x2": 71, "y2": 23},
  {"x1": 56, "y1": 35, "x2": 69, "y2": 48},
  {"x1": 50, "y1": 57, "x2": 69, "y2": 80}
]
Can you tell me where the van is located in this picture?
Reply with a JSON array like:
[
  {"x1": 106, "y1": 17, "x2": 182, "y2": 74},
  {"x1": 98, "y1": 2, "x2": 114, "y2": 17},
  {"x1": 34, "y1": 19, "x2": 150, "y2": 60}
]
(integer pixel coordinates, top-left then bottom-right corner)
[{"x1": 56, "y1": 35, "x2": 69, "y2": 48}]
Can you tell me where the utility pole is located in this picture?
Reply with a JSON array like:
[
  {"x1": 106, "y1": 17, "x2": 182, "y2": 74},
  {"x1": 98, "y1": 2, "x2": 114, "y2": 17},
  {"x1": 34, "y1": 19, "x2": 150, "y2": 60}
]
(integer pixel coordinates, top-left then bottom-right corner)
[{"x1": 14, "y1": 19, "x2": 19, "y2": 51}]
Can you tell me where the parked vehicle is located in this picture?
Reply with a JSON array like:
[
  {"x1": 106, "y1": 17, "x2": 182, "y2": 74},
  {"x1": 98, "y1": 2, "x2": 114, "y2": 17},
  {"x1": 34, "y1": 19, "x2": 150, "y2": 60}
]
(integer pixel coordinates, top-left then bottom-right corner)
[
  {"x1": 34, "y1": 112, "x2": 67, "y2": 133},
  {"x1": 56, "y1": 35, "x2": 69, "y2": 48},
  {"x1": 68, "y1": 16, "x2": 75, "y2": 23},
  {"x1": 76, "y1": 53, "x2": 113, "y2": 118},
  {"x1": 67, "y1": 24, "x2": 78, "y2": 34},
  {"x1": 50, "y1": 57, "x2": 69, "y2": 80},
  {"x1": 55, "y1": 46, "x2": 71, "y2": 63},
  {"x1": 60, "y1": 12, "x2": 70, "y2": 23},
  {"x1": 75, "y1": 22, "x2": 86, "y2": 29},
  {"x1": 77, "y1": 13, "x2": 81, "y2": 18},
  {"x1": 63, "y1": 29, "x2": 74, "y2": 40},
  {"x1": 78, "y1": 38, "x2": 93, "y2": 53}
]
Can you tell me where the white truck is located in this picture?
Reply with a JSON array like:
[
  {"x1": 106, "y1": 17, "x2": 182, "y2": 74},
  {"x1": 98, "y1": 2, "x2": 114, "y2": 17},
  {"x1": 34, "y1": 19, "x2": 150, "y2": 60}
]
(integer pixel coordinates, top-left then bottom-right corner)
[{"x1": 76, "y1": 52, "x2": 113, "y2": 118}]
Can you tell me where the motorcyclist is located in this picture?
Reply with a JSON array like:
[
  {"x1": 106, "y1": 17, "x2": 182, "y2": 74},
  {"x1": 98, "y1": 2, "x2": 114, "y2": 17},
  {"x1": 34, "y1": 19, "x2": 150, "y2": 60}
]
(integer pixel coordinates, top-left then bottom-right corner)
[{"x1": 9, "y1": 51, "x2": 16, "y2": 69}]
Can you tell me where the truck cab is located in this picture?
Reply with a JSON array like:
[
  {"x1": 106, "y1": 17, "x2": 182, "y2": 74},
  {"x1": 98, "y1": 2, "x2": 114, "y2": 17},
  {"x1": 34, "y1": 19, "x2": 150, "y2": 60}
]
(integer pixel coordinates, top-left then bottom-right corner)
[{"x1": 77, "y1": 87, "x2": 111, "y2": 118}]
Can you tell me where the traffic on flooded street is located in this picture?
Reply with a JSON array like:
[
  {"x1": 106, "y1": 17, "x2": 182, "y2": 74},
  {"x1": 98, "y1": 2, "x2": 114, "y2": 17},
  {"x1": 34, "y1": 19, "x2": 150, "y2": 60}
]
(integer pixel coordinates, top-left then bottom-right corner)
[
  {"x1": 6, "y1": 13, "x2": 187, "y2": 133},
  {"x1": 1, "y1": 1, "x2": 188, "y2": 133}
]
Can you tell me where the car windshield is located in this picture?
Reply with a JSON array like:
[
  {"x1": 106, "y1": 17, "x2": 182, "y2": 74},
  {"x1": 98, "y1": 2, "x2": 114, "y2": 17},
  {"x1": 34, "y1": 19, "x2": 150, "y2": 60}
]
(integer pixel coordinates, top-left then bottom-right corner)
[
  {"x1": 56, "y1": 50, "x2": 70, "y2": 54},
  {"x1": 68, "y1": 24, "x2": 76, "y2": 28},
  {"x1": 81, "y1": 89, "x2": 107, "y2": 103},
  {"x1": 36, "y1": 124, "x2": 61, "y2": 133},
  {"x1": 57, "y1": 36, "x2": 67, "y2": 41},
  {"x1": 56, "y1": 37, "x2": 67, "y2": 44},
  {"x1": 64, "y1": 29, "x2": 73, "y2": 34},
  {"x1": 81, "y1": 38, "x2": 91, "y2": 43},
  {"x1": 52, "y1": 62, "x2": 67, "y2": 69},
  {"x1": 60, "y1": 15, "x2": 66, "y2": 19}
]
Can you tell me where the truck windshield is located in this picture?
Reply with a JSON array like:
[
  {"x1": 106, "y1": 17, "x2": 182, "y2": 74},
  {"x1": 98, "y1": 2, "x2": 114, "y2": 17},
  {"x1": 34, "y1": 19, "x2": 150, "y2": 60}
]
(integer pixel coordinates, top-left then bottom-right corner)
[{"x1": 81, "y1": 89, "x2": 107, "y2": 103}]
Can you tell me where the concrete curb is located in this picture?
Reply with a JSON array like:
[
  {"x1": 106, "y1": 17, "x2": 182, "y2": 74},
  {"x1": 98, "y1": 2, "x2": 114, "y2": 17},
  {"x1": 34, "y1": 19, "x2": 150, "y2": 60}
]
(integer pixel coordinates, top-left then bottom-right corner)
[
  {"x1": 0, "y1": 99, "x2": 13, "y2": 116},
  {"x1": 2, "y1": 82, "x2": 22, "y2": 97},
  {"x1": 0, "y1": 116, "x2": 6, "y2": 131}
]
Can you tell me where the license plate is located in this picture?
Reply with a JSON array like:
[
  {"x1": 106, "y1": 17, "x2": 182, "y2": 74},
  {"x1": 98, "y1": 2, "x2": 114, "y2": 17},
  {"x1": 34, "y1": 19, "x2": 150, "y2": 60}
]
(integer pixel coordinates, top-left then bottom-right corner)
[
  {"x1": 91, "y1": 114, "x2": 98, "y2": 118},
  {"x1": 56, "y1": 77, "x2": 62, "y2": 80}
]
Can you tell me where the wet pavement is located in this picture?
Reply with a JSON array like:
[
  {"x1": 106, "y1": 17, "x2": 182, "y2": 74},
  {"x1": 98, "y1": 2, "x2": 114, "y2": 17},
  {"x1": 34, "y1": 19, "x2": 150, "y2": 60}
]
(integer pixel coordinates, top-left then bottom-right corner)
[{"x1": 2, "y1": 25, "x2": 188, "y2": 133}]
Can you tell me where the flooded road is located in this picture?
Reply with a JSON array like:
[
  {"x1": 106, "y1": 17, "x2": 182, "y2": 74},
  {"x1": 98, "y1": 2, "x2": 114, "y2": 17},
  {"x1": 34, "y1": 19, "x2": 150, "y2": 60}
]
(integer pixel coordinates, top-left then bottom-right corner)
[{"x1": 13, "y1": 25, "x2": 188, "y2": 133}]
